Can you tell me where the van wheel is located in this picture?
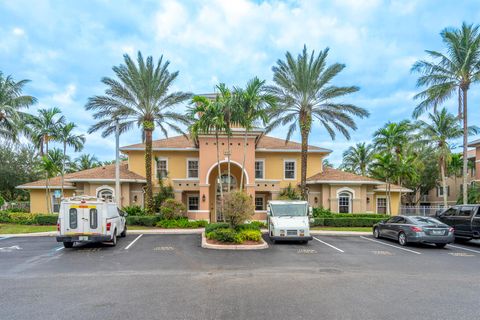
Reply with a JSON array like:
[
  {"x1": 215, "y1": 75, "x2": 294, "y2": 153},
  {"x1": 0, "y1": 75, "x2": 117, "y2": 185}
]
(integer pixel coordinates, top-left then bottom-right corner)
[
  {"x1": 63, "y1": 242, "x2": 74, "y2": 248},
  {"x1": 120, "y1": 225, "x2": 127, "y2": 237},
  {"x1": 111, "y1": 231, "x2": 117, "y2": 247}
]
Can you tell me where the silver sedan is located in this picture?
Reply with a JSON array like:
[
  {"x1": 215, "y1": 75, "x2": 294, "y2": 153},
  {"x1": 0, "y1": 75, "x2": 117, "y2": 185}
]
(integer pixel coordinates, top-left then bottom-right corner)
[{"x1": 373, "y1": 215, "x2": 455, "y2": 248}]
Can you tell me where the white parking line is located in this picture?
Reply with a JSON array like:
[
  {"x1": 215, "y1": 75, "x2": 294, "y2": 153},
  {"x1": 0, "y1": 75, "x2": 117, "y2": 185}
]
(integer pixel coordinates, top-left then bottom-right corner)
[
  {"x1": 448, "y1": 244, "x2": 480, "y2": 254},
  {"x1": 313, "y1": 237, "x2": 344, "y2": 253},
  {"x1": 55, "y1": 246, "x2": 64, "y2": 252},
  {"x1": 125, "y1": 234, "x2": 143, "y2": 250},
  {"x1": 0, "y1": 236, "x2": 11, "y2": 241},
  {"x1": 360, "y1": 236, "x2": 421, "y2": 255}
]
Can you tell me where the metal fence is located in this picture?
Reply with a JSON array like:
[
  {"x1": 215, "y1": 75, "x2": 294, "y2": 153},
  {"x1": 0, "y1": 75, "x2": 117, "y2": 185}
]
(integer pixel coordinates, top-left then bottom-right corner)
[
  {"x1": 400, "y1": 205, "x2": 445, "y2": 217},
  {"x1": 1, "y1": 201, "x2": 30, "y2": 212}
]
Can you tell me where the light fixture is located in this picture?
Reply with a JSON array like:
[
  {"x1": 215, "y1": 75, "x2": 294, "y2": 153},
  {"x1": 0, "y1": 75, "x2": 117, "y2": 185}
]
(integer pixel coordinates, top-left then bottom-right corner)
[{"x1": 202, "y1": 194, "x2": 206, "y2": 202}]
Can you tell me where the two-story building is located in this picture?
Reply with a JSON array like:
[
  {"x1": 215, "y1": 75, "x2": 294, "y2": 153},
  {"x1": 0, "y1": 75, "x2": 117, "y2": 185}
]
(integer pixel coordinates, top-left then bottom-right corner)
[{"x1": 18, "y1": 128, "x2": 409, "y2": 219}]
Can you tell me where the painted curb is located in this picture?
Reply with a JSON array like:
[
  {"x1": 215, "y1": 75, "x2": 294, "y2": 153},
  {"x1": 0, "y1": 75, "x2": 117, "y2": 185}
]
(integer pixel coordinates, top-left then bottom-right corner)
[{"x1": 201, "y1": 232, "x2": 269, "y2": 250}]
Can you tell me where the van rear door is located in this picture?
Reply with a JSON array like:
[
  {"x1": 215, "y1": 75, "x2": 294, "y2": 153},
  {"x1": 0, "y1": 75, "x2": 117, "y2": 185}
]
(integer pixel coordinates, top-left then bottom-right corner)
[
  {"x1": 68, "y1": 204, "x2": 100, "y2": 236},
  {"x1": 66, "y1": 205, "x2": 84, "y2": 234}
]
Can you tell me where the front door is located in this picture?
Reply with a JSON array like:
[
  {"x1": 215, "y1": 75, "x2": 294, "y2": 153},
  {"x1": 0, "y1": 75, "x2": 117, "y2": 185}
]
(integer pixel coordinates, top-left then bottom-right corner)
[{"x1": 215, "y1": 174, "x2": 237, "y2": 222}]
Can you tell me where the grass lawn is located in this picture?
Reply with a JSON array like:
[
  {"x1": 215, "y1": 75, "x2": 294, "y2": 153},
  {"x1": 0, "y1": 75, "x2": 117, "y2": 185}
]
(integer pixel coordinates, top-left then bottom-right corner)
[
  {"x1": 0, "y1": 224, "x2": 57, "y2": 234},
  {"x1": 127, "y1": 225, "x2": 159, "y2": 230},
  {"x1": 311, "y1": 226, "x2": 372, "y2": 232}
]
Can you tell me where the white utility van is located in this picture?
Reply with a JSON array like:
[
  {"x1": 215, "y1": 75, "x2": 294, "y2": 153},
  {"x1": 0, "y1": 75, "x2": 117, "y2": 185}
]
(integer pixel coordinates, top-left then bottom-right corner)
[
  {"x1": 267, "y1": 200, "x2": 313, "y2": 243},
  {"x1": 56, "y1": 196, "x2": 127, "y2": 248}
]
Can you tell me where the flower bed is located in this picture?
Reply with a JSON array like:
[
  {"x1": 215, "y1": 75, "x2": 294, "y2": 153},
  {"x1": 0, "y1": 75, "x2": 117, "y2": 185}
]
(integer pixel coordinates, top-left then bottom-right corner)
[{"x1": 205, "y1": 222, "x2": 263, "y2": 244}]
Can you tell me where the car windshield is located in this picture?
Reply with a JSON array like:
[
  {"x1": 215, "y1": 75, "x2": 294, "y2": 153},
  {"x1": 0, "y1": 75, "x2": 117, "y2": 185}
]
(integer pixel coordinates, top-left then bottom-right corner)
[
  {"x1": 410, "y1": 217, "x2": 443, "y2": 225},
  {"x1": 270, "y1": 203, "x2": 307, "y2": 217}
]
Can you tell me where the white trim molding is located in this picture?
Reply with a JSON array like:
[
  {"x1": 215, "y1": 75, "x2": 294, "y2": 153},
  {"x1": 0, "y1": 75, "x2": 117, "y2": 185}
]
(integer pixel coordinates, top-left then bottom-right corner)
[
  {"x1": 205, "y1": 159, "x2": 250, "y2": 184},
  {"x1": 336, "y1": 187, "x2": 356, "y2": 199}
]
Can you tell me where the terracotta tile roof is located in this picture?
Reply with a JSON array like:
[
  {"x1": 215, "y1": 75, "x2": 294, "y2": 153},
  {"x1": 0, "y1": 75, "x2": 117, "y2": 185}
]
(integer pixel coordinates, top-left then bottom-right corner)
[
  {"x1": 121, "y1": 134, "x2": 331, "y2": 153},
  {"x1": 17, "y1": 162, "x2": 146, "y2": 189},
  {"x1": 306, "y1": 167, "x2": 411, "y2": 191}
]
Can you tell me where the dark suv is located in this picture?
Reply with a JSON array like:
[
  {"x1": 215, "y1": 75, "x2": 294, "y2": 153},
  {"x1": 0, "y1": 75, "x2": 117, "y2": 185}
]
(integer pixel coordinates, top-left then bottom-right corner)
[{"x1": 436, "y1": 205, "x2": 480, "y2": 241}]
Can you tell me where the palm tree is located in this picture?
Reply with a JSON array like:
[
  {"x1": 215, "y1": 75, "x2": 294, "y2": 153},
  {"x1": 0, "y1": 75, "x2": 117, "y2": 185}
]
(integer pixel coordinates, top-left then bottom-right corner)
[
  {"x1": 0, "y1": 72, "x2": 37, "y2": 142},
  {"x1": 55, "y1": 122, "x2": 85, "y2": 197},
  {"x1": 371, "y1": 153, "x2": 398, "y2": 215},
  {"x1": 412, "y1": 22, "x2": 480, "y2": 204},
  {"x1": 416, "y1": 108, "x2": 476, "y2": 207},
  {"x1": 340, "y1": 142, "x2": 373, "y2": 176},
  {"x1": 235, "y1": 77, "x2": 274, "y2": 189},
  {"x1": 74, "y1": 154, "x2": 101, "y2": 171},
  {"x1": 85, "y1": 51, "x2": 191, "y2": 214},
  {"x1": 28, "y1": 107, "x2": 65, "y2": 156},
  {"x1": 373, "y1": 120, "x2": 412, "y2": 157},
  {"x1": 267, "y1": 45, "x2": 369, "y2": 199},
  {"x1": 40, "y1": 149, "x2": 62, "y2": 213}
]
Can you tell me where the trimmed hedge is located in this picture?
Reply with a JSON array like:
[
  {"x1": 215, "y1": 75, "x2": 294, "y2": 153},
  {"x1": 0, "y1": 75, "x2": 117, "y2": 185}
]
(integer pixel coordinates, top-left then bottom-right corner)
[
  {"x1": 0, "y1": 211, "x2": 58, "y2": 225},
  {"x1": 205, "y1": 222, "x2": 263, "y2": 244},
  {"x1": 312, "y1": 208, "x2": 389, "y2": 227},
  {"x1": 126, "y1": 215, "x2": 162, "y2": 227},
  {"x1": 156, "y1": 218, "x2": 207, "y2": 229}
]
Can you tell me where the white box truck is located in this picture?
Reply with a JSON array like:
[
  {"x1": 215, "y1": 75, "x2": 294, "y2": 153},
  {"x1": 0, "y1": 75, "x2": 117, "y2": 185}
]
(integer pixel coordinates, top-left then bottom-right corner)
[
  {"x1": 56, "y1": 196, "x2": 127, "y2": 248},
  {"x1": 267, "y1": 200, "x2": 313, "y2": 243}
]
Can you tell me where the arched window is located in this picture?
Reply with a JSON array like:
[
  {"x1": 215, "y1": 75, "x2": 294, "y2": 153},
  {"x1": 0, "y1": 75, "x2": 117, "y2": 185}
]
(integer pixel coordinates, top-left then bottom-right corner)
[
  {"x1": 338, "y1": 192, "x2": 352, "y2": 213},
  {"x1": 97, "y1": 188, "x2": 114, "y2": 201}
]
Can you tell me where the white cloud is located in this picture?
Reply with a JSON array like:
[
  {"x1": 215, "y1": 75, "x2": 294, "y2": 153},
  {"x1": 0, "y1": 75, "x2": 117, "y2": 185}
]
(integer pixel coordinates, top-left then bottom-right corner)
[{"x1": 12, "y1": 27, "x2": 25, "y2": 36}]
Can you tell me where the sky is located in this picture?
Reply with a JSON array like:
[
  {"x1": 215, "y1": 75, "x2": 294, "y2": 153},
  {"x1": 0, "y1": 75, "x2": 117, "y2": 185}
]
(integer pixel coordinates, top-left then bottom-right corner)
[{"x1": 1, "y1": 0, "x2": 480, "y2": 166}]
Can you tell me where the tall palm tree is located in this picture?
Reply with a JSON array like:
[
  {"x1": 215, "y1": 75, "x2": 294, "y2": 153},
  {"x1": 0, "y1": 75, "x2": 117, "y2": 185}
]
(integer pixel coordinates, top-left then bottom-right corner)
[
  {"x1": 340, "y1": 142, "x2": 374, "y2": 176},
  {"x1": 412, "y1": 22, "x2": 480, "y2": 204},
  {"x1": 28, "y1": 107, "x2": 65, "y2": 156},
  {"x1": 55, "y1": 122, "x2": 85, "y2": 197},
  {"x1": 0, "y1": 72, "x2": 37, "y2": 141},
  {"x1": 235, "y1": 77, "x2": 275, "y2": 189},
  {"x1": 267, "y1": 45, "x2": 369, "y2": 199},
  {"x1": 85, "y1": 51, "x2": 191, "y2": 214},
  {"x1": 40, "y1": 149, "x2": 62, "y2": 213},
  {"x1": 371, "y1": 153, "x2": 398, "y2": 215},
  {"x1": 416, "y1": 108, "x2": 476, "y2": 207},
  {"x1": 373, "y1": 120, "x2": 412, "y2": 157},
  {"x1": 74, "y1": 154, "x2": 101, "y2": 171}
]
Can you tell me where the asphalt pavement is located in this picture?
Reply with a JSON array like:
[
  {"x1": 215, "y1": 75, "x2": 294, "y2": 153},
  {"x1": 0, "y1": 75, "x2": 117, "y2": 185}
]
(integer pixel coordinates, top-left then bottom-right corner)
[{"x1": 1, "y1": 233, "x2": 480, "y2": 320}]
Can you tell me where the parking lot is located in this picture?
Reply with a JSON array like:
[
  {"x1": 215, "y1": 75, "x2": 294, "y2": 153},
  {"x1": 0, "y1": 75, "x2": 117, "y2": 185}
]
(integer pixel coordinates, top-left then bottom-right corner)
[{"x1": 2, "y1": 233, "x2": 480, "y2": 319}]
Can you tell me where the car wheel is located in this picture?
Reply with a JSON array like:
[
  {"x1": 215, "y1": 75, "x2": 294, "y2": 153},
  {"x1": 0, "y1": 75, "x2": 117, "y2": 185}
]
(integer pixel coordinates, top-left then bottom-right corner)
[
  {"x1": 120, "y1": 225, "x2": 127, "y2": 237},
  {"x1": 373, "y1": 227, "x2": 380, "y2": 239},
  {"x1": 63, "y1": 242, "x2": 74, "y2": 248},
  {"x1": 111, "y1": 231, "x2": 117, "y2": 247},
  {"x1": 398, "y1": 232, "x2": 407, "y2": 246},
  {"x1": 435, "y1": 243, "x2": 447, "y2": 248}
]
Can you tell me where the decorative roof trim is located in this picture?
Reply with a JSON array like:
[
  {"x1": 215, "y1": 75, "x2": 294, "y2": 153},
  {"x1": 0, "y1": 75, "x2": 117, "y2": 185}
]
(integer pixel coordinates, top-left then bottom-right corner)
[
  {"x1": 66, "y1": 178, "x2": 147, "y2": 183},
  {"x1": 306, "y1": 180, "x2": 383, "y2": 185},
  {"x1": 120, "y1": 147, "x2": 199, "y2": 151}
]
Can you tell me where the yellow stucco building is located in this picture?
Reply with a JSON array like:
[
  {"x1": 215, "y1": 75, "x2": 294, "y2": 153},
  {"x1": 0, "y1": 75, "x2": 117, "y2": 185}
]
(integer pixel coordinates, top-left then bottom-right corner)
[{"x1": 18, "y1": 129, "x2": 409, "y2": 220}]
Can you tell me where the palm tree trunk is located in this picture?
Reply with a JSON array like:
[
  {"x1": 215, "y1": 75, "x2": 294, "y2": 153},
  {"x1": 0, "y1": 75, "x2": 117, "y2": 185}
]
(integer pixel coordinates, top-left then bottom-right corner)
[
  {"x1": 462, "y1": 88, "x2": 468, "y2": 204},
  {"x1": 299, "y1": 115, "x2": 310, "y2": 200},
  {"x1": 240, "y1": 130, "x2": 247, "y2": 190},
  {"x1": 440, "y1": 160, "x2": 448, "y2": 208},
  {"x1": 215, "y1": 132, "x2": 224, "y2": 222},
  {"x1": 144, "y1": 127, "x2": 154, "y2": 214},
  {"x1": 61, "y1": 142, "x2": 66, "y2": 197},
  {"x1": 45, "y1": 172, "x2": 50, "y2": 214}
]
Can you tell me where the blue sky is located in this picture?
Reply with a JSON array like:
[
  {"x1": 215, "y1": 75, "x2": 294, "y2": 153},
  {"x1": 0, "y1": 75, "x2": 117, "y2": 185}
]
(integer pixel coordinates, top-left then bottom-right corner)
[{"x1": 1, "y1": 0, "x2": 480, "y2": 165}]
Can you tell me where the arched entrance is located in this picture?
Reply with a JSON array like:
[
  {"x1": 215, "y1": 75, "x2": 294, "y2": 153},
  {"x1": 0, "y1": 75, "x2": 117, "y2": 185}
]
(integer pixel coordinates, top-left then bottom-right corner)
[{"x1": 207, "y1": 161, "x2": 248, "y2": 222}]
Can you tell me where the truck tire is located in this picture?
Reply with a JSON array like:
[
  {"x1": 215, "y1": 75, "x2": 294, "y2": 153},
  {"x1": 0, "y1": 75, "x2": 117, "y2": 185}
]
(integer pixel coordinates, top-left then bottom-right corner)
[
  {"x1": 120, "y1": 225, "x2": 127, "y2": 237},
  {"x1": 63, "y1": 242, "x2": 74, "y2": 248},
  {"x1": 111, "y1": 231, "x2": 117, "y2": 247}
]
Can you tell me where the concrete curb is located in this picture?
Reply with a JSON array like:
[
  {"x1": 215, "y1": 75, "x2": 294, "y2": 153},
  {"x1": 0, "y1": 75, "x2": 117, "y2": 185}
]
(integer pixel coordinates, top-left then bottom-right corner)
[
  {"x1": 0, "y1": 231, "x2": 57, "y2": 238},
  {"x1": 201, "y1": 232, "x2": 269, "y2": 250}
]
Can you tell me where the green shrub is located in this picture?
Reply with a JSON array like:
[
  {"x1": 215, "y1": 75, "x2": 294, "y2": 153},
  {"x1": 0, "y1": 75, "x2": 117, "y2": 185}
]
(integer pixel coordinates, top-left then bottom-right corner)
[
  {"x1": 205, "y1": 223, "x2": 229, "y2": 233},
  {"x1": 0, "y1": 195, "x2": 4, "y2": 207},
  {"x1": 34, "y1": 214, "x2": 59, "y2": 225},
  {"x1": 156, "y1": 218, "x2": 207, "y2": 229},
  {"x1": 153, "y1": 179, "x2": 175, "y2": 212},
  {"x1": 236, "y1": 222, "x2": 262, "y2": 231},
  {"x1": 0, "y1": 211, "x2": 10, "y2": 223},
  {"x1": 223, "y1": 191, "x2": 255, "y2": 229},
  {"x1": 238, "y1": 229, "x2": 262, "y2": 242},
  {"x1": 0, "y1": 211, "x2": 58, "y2": 225},
  {"x1": 160, "y1": 199, "x2": 187, "y2": 220},
  {"x1": 206, "y1": 228, "x2": 243, "y2": 243},
  {"x1": 126, "y1": 215, "x2": 162, "y2": 226},
  {"x1": 278, "y1": 183, "x2": 301, "y2": 200},
  {"x1": 122, "y1": 205, "x2": 145, "y2": 216},
  {"x1": 311, "y1": 211, "x2": 389, "y2": 227}
]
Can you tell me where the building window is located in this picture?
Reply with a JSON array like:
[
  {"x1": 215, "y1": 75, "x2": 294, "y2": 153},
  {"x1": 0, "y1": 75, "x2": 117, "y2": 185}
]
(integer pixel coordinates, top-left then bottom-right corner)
[
  {"x1": 187, "y1": 159, "x2": 199, "y2": 178},
  {"x1": 284, "y1": 160, "x2": 296, "y2": 180},
  {"x1": 255, "y1": 196, "x2": 265, "y2": 211},
  {"x1": 255, "y1": 160, "x2": 264, "y2": 179},
  {"x1": 188, "y1": 195, "x2": 199, "y2": 211},
  {"x1": 97, "y1": 188, "x2": 113, "y2": 201},
  {"x1": 338, "y1": 192, "x2": 351, "y2": 213},
  {"x1": 156, "y1": 158, "x2": 168, "y2": 179},
  {"x1": 437, "y1": 186, "x2": 450, "y2": 197},
  {"x1": 377, "y1": 198, "x2": 387, "y2": 214}
]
